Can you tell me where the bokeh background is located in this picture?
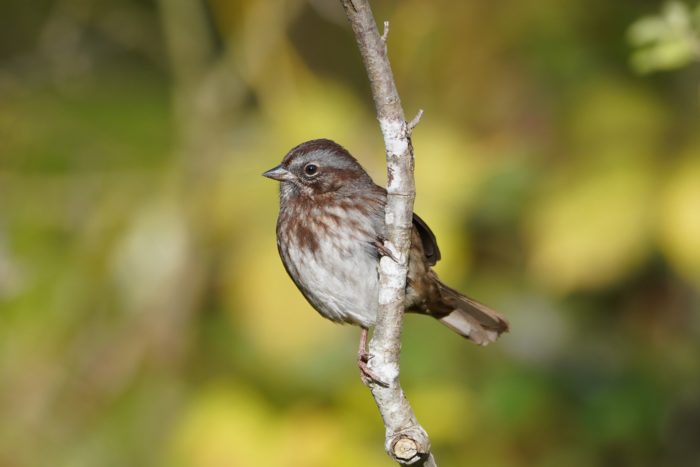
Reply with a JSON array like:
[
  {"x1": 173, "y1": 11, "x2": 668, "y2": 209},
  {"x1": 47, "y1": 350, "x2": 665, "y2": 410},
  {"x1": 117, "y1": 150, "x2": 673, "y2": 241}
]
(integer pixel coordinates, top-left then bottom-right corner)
[{"x1": 2, "y1": 0, "x2": 700, "y2": 466}]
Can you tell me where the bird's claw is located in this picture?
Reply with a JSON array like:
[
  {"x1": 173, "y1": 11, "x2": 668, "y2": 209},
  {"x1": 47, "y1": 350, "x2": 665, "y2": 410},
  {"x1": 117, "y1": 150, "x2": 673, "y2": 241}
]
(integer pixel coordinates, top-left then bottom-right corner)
[
  {"x1": 357, "y1": 350, "x2": 389, "y2": 387},
  {"x1": 372, "y1": 238, "x2": 399, "y2": 263}
]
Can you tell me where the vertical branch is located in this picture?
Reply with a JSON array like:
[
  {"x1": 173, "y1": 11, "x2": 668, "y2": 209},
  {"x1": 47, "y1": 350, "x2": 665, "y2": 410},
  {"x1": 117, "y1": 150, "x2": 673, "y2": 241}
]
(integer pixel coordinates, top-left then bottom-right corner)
[{"x1": 339, "y1": 1, "x2": 433, "y2": 465}]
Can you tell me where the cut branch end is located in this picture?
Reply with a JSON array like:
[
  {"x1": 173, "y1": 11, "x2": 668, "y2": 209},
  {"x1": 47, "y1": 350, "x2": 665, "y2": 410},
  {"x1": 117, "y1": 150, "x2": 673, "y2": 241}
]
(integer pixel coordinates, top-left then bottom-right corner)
[{"x1": 393, "y1": 438, "x2": 419, "y2": 462}]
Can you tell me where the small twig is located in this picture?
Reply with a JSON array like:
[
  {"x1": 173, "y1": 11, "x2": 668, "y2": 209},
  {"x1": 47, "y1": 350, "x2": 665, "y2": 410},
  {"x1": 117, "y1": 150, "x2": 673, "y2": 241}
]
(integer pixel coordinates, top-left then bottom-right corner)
[
  {"x1": 381, "y1": 20, "x2": 390, "y2": 43},
  {"x1": 407, "y1": 109, "x2": 424, "y2": 133}
]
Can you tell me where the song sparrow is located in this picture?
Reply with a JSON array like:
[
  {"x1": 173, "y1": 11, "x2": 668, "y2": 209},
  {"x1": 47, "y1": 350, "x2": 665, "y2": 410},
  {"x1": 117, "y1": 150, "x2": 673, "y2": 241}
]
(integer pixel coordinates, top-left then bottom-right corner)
[{"x1": 263, "y1": 139, "x2": 508, "y2": 379}]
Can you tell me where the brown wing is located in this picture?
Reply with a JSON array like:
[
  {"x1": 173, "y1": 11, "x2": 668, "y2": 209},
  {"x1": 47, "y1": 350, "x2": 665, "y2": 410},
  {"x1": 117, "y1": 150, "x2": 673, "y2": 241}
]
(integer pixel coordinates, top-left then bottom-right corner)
[{"x1": 413, "y1": 213, "x2": 441, "y2": 266}]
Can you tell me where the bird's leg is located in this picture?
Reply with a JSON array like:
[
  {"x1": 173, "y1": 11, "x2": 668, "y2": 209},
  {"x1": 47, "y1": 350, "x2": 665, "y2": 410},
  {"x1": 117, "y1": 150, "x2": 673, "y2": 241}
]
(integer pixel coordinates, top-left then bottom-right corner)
[{"x1": 357, "y1": 327, "x2": 388, "y2": 387}]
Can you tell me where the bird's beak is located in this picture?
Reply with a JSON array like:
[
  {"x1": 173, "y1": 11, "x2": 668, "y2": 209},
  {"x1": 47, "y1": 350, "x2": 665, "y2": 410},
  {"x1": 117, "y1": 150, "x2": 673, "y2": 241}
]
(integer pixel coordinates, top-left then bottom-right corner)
[{"x1": 262, "y1": 165, "x2": 295, "y2": 182}]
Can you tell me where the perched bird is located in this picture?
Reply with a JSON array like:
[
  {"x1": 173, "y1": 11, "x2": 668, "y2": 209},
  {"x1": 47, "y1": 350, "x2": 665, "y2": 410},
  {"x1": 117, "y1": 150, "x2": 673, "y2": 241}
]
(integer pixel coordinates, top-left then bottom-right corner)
[{"x1": 263, "y1": 139, "x2": 508, "y2": 379}]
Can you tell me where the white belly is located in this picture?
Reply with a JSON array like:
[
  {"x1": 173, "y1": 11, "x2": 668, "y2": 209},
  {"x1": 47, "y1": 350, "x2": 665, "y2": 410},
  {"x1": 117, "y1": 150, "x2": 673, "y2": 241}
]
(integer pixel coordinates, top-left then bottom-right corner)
[{"x1": 279, "y1": 218, "x2": 379, "y2": 327}]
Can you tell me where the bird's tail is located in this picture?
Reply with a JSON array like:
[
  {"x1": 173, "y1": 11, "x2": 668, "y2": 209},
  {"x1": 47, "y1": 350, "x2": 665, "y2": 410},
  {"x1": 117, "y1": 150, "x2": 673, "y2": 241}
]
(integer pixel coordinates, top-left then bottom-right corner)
[{"x1": 434, "y1": 280, "x2": 509, "y2": 346}]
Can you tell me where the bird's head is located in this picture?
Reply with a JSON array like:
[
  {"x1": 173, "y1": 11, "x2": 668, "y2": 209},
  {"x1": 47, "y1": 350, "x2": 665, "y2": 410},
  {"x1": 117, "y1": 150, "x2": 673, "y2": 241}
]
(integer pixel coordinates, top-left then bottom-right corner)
[{"x1": 263, "y1": 139, "x2": 373, "y2": 199}]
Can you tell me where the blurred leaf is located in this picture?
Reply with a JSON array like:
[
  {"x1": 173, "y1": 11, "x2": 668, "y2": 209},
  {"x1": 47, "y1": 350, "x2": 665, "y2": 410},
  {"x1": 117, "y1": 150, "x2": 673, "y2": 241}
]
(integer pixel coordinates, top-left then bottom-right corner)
[
  {"x1": 412, "y1": 122, "x2": 493, "y2": 281},
  {"x1": 277, "y1": 407, "x2": 387, "y2": 467},
  {"x1": 628, "y1": 1, "x2": 700, "y2": 73},
  {"x1": 411, "y1": 384, "x2": 476, "y2": 444},
  {"x1": 166, "y1": 383, "x2": 276, "y2": 467},
  {"x1": 568, "y1": 80, "x2": 668, "y2": 157},
  {"x1": 526, "y1": 161, "x2": 655, "y2": 293},
  {"x1": 111, "y1": 193, "x2": 191, "y2": 311},
  {"x1": 166, "y1": 383, "x2": 388, "y2": 467},
  {"x1": 481, "y1": 369, "x2": 552, "y2": 432},
  {"x1": 658, "y1": 153, "x2": 700, "y2": 286}
]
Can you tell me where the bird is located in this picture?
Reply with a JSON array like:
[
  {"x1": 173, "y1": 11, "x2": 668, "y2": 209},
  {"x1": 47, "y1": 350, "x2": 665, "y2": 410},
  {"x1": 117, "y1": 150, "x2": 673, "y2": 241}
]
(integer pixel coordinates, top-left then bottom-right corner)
[{"x1": 263, "y1": 139, "x2": 508, "y2": 380}]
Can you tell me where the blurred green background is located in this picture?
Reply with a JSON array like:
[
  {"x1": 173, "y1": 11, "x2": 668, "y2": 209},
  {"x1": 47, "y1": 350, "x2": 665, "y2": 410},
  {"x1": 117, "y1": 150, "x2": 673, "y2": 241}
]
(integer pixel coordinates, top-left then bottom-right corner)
[{"x1": 2, "y1": 0, "x2": 700, "y2": 466}]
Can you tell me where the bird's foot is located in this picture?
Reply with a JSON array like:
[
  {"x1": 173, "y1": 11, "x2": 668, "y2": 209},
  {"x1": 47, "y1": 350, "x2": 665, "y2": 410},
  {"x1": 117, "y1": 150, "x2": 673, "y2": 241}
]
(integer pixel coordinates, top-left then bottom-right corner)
[
  {"x1": 357, "y1": 350, "x2": 389, "y2": 387},
  {"x1": 372, "y1": 237, "x2": 399, "y2": 263},
  {"x1": 357, "y1": 327, "x2": 389, "y2": 387}
]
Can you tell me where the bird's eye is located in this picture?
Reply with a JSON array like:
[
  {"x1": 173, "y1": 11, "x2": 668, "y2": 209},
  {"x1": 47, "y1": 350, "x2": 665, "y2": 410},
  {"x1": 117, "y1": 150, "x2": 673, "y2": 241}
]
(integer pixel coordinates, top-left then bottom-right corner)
[{"x1": 304, "y1": 163, "x2": 319, "y2": 176}]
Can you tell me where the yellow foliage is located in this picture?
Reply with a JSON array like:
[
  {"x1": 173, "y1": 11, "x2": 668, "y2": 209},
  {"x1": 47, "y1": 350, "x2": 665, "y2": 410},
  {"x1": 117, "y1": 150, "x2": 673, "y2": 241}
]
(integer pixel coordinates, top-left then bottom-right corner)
[
  {"x1": 166, "y1": 383, "x2": 388, "y2": 467},
  {"x1": 410, "y1": 384, "x2": 476, "y2": 444},
  {"x1": 659, "y1": 155, "x2": 700, "y2": 285},
  {"x1": 412, "y1": 122, "x2": 492, "y2": 281},
  {"x1": 568, "y1": 80, "x2": 668, "y2": 157},
  {"x1": 166, "y1": 384, "x2": 276, "y2": 467},
  {"x1": 526, "y1": 161, "x2": 655, "y2": 293}
]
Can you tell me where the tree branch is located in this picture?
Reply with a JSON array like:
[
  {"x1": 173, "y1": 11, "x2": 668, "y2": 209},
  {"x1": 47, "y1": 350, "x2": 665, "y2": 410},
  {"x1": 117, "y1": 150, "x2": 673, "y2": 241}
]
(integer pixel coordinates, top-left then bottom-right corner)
[{"x1": 339, "y1": 1, "x2": 436, "y2": 465}]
